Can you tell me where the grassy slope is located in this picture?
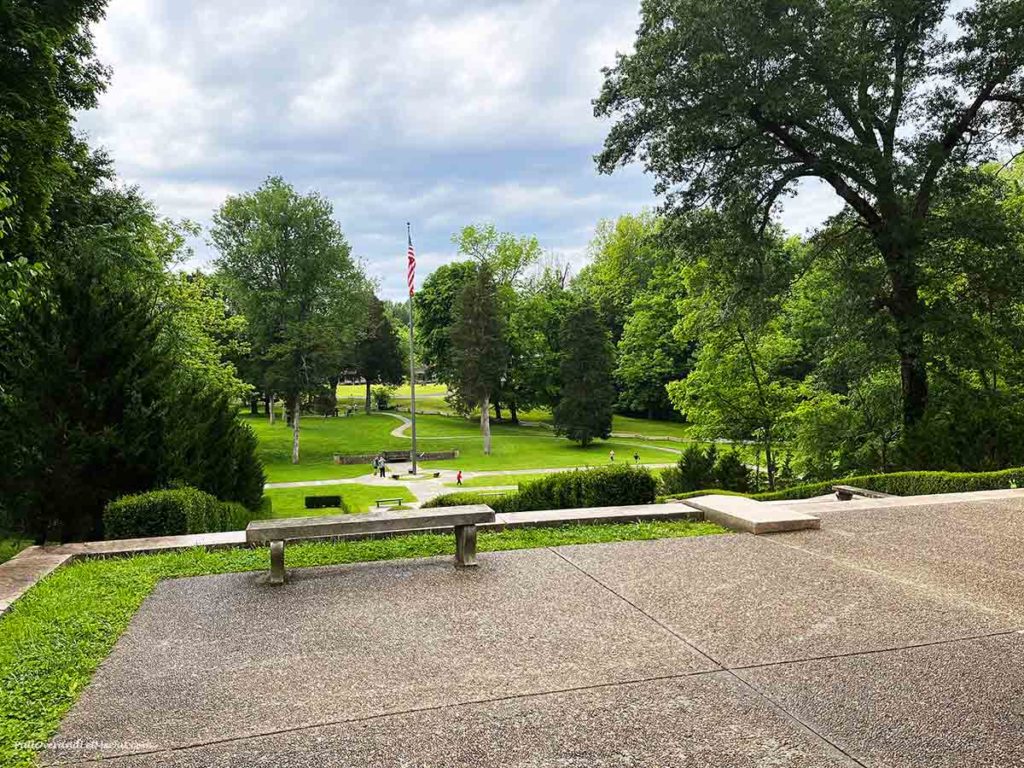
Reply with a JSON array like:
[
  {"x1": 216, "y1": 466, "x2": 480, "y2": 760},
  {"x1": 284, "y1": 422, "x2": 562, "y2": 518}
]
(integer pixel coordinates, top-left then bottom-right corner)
[
  {"x1": 0, "y1": 520, "x2": 726, "y2": 768},
  {"x1": 0, "y1": 538, "x2": 31, "y2": 565},
  {"x1": 264, "y1": 484, "x2": 415, "y2": 516}
]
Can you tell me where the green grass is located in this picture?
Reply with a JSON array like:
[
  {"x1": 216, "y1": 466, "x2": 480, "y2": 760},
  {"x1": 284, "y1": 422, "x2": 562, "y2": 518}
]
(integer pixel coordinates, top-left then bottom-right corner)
[
  {"x1": 249, "y1": 412, "x2": 407, "y2": 482},
  {"x1": 252, "y1": 410, "x2": 710, "y2": 484},
  {"x1": 444, "y1": 472, "x2": 554, "y2": 488},
  {"x1": 0, "y1": 538, "x2": 31, "y2": 565},
  {"x1": 0, "y1": 519, "x2": 726, "y2": 767},
  {"x1": 612, "y1": 415, "x2": 692, "y2": 439},
  {"x1": 263, "y1": 484, "x2": 416, "y2": 516}
]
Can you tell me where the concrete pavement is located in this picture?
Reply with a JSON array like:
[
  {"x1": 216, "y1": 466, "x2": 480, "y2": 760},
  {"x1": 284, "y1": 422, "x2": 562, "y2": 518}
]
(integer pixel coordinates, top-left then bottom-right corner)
[{"x1": 41, "y1": 493, "x2": 1024, "y2": 766}]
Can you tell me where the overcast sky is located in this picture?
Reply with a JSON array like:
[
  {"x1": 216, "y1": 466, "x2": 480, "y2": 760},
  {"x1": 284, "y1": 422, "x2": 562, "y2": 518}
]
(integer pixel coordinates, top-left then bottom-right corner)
[{"x1": 76, "y1": 0, "x2": 842, "y2": 300}]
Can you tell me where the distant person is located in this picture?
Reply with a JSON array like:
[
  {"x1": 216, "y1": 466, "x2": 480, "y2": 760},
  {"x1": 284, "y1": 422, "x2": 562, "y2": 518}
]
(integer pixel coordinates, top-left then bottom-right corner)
[
  {"x1": 456, "y1": 470, "x2": 463, "y2": 486},
  {"x1": 371, "y1": 456, "x2": 379, "y2": 475},
  {"x1": 609, "y1": 449, "x2": 615, "y2": 462},
  {"x1": 633, "y1": 451, "x2": 640, "y2": 465},
  {"x1": 380, "y1": 459, "x2": 387, "y2": 478}
]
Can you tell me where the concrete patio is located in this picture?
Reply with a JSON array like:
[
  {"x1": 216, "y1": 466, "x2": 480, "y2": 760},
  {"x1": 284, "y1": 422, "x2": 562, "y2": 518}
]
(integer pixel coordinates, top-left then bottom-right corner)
[{"x1": 43, "y1": 494, "x2": 1024, "y2": 767}]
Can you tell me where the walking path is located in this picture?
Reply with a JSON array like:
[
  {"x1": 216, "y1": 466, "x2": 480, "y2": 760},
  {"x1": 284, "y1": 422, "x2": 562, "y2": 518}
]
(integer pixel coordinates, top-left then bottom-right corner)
[{"x1": 38, "y1": 489, "x2": 1024, "y2": 767}]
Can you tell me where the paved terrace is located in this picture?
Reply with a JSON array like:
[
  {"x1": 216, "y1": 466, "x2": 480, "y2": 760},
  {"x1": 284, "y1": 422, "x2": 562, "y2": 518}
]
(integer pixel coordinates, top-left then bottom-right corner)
[{"x1": 43, "y1": 493, "x2": 1024, "y2": 767}]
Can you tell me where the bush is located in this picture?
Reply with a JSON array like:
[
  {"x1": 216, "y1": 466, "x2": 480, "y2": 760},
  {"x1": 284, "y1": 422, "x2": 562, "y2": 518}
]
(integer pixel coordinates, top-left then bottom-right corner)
[
  {"x1": 103, "y1": 487, "x2": 257, "y2": 540},
  {"x1": 372, "y1": 385, "x2": 396, "y2": 411},
  {"x1": 660, "y1": 445, "x2": 751, "y2": 494},
  {"x1": 424, "y1": 466, "x2": 657, "y2": 514},
  {"x1": 421, "y1": 491, "x2": 520, "y2": 514}
]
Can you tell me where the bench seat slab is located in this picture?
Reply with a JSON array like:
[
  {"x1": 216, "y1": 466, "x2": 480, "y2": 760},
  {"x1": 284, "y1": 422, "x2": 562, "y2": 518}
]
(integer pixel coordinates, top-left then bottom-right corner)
[{"x1": 246, "y1": 505, "x2": 495, "y2": 545}]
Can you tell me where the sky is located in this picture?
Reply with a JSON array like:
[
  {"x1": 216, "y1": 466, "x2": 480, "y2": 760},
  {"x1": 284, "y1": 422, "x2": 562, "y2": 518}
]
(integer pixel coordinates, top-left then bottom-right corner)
[{"x1": 76, "y1": 0, "x2": 842, "y2": 300}]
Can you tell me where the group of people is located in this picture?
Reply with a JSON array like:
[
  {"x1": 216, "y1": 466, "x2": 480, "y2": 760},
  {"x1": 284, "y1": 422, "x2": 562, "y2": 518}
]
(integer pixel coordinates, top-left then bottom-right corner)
[{"x1": 371, "y1": 454, "x2": 388, "y2": 478}]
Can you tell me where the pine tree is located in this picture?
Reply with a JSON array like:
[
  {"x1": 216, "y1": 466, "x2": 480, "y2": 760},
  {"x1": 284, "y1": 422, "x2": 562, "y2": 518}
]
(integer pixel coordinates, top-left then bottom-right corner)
[
  {"x1": 554, "y1": 301, "x2": 615, "y2": 447},
  {"x1": 449, "y1": 264, "x2": 506, "y2": 454}
]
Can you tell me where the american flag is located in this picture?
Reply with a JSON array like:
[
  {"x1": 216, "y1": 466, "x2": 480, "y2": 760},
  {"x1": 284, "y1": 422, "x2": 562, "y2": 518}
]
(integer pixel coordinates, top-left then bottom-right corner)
[{"x1": 406, "y1": 225, "x2": 416, "y2": 297}]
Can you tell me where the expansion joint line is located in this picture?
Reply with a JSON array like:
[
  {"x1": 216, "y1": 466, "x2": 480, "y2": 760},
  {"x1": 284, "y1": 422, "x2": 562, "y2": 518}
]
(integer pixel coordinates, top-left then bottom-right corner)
[{"x1": 547, "y1": 547, "x2": 870, "y2": 768}]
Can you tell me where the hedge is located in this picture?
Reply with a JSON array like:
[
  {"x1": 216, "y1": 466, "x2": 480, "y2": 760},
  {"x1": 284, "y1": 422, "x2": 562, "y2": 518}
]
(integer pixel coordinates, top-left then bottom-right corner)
[
  {"x1": 420, "y1": 491, "x2": 520, "y2": 514},
  {"x1": 423, "y1": 465, "x2": 657, "y2": 513},
  {"x1": 103, "y1": 488, "x2": 259, "y2": 540},
  {"x1": 657, "y1": 466, "x2": 1024, "y2": 503}
]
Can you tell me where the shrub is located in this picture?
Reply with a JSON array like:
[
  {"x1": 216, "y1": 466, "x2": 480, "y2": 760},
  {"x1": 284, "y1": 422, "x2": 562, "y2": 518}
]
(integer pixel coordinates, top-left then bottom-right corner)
[
  {"x1": 660, "y1": 445, "x2": 752, "y2": 494},
  {"x1": 372, "y1": 385, "x2": 396, "y2": 411},
  {"x1": 517, "y1": 465, "x2": 656, "y2": 511},
  {"x1": 103, "y1": 487, "x2": 256, "y2": 540},
  {"x1": 752, "y1": 466, "x2": 1024, "y2": 501},
  {"x1": 421, "y1": 491, "x2": 520, "y2": 514},
  {"x1": 424, "y1": 466, "x2": 657, "y2": 514}
]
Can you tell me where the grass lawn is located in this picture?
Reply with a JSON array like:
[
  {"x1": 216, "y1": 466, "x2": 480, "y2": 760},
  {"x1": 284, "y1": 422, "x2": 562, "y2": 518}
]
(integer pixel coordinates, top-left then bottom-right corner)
[
  {"x1": 263, "y1": 484, "x2": 415, "y2": 516},
  {"x1": 0, "y1": 538, "x2": 31, "y2": 565},
  {"x1": 0, "y1": 519, "x2": 727, "y2": 768},
  {"x1": 251, "y1": 410, "x2": 717, "y2": 484},
  {"x1": 612, "y1": 415, "x2": 692, "y2": 439},
  {"x1": 248, "y1": 412, "x2": 407, "y2": 482}
]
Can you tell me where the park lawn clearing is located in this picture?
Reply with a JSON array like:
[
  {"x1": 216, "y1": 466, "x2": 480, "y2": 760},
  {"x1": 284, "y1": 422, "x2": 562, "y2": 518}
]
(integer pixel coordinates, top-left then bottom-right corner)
[
  {"x1": 247, "y1": 412, "x2": 406, "y2": 482},
  {"x1": 0, "y1": 519, "x2": 727, "y2": 768},
  {"x1": 444, "y1": 472, "x2": 561, "y2": 488},
  {"x1": 263, "y1": 484, "x2": 416, "y2": 516}
]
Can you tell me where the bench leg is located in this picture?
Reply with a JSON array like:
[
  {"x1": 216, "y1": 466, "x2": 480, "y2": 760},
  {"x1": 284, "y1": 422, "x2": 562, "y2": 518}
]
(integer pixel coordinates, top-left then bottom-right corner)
[
  {"x1": 454, "y1": 525, "x2": 477, "y2": 568},
  {"x1": 269, "y1": 540, "x2": 285, "y2": 585}
]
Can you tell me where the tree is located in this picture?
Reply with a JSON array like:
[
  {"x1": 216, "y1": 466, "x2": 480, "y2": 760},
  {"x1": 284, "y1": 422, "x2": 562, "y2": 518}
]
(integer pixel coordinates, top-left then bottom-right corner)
[
  {"x1": 415, "y1": 261, "x2": 477, "y2": 385},
  {"x1": 0, "y1": 1, "x2": 110, "y2": 257},
  {"x1": 355, "y1": 295, "x2": 405, "y2": 413},
  {"x1": 449, "y1": 264, "x2": 506, "y2": 454},
  {"x1": 596, "y1": 0, "x2": 1024, "y2": 427},
  {"x1": 212, "y1": 177, "x2": 364, "y2": 464},
  {"x1": 554, "y1": 301, "x2": 615, "y2": 446}
]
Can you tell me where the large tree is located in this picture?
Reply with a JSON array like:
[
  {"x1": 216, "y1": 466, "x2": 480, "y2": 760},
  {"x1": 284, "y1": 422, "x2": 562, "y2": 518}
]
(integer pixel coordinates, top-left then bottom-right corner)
[
  {"x1": 0, "y1": 1, "x2": 110, "y2": 256},
  {"x1": 449, "y1": 264, "x2": 506, "y2": 454},
  {"x1": 355, "y1": 295, "x2": 405, "y2": 413},
  {"x1": 554, "y1": 300, "x2": 616, "y2": 447},
  {"x1": 596, "y1": 0, "x2": 1024, "y2": 427},
  {"x1": 212, "y1": 177, "x2": 364, "y2": 464}
]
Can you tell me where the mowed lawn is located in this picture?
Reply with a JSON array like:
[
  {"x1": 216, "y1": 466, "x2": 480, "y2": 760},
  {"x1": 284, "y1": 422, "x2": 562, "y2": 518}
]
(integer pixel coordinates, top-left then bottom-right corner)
[
  {"x1": 246, "y1": 412, "x2": 407, "y2": 482},
  {"x1": 263, "y1": 484, "x2": 415, "y2": 516},
  {"x1": 250, "y1": 410, "x2": 699, "y2": 484}
]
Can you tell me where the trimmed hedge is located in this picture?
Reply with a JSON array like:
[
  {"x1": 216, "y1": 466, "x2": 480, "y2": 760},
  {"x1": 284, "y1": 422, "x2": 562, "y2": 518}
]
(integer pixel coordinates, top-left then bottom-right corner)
[
  {"x1": 424, "y1": 465, "x2": 657, "y2": 514},
  {"x1": 421, "y1": 491, "x2": 520, "y2": 514},
  {"x1": 658, "y1": 466, "x2": 1024, "y2": 503},
  {"x1": 103, "y1": 488, "x2": 259, "y2": 540}
]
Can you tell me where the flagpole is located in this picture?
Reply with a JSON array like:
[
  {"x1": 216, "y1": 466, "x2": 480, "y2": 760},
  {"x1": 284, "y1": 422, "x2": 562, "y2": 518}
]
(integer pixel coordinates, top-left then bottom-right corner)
[{"x1": 407, "y1": 222, "x2": 418, "y2": 475}]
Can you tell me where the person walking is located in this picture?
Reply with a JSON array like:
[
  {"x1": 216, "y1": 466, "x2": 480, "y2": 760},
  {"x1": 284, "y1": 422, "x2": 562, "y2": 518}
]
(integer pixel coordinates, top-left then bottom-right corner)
[
  {"x1": 633, "y1": 451, "x2": 640, "y2": 465},
  {"x1": 371, "y1": 455, "x2": 379, "y2": 476},
  {"x1": 609, "y1": 449, "x2": 615, "y2": 462},
  {"x1": 456, "y1": 470, "x2": 463, "y2": 486}
]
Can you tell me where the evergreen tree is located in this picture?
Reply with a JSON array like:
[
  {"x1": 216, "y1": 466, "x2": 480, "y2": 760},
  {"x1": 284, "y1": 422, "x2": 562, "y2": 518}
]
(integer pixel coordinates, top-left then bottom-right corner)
[
  {"x1": 554, "y1": 301, "x2": 615, "y2": 447},
  {"x1": 355, "y1": 295, "x2": 405, "y2": 413},
  {"x1": 449, "y1": 264, "x2": 506, "y2": 454}
]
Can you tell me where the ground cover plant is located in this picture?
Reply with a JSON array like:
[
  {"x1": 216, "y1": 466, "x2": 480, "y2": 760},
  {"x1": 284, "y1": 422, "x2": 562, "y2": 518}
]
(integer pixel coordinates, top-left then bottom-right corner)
[{"x1": 0, "y1": 520, "x2": 727, "y2": 768}]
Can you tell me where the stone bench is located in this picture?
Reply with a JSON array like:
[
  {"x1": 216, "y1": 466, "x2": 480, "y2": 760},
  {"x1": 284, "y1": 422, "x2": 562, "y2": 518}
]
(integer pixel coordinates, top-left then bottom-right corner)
[
  {"x1": 245, "y1": 505, "x2": 495, "y2": 585},
  {"x1": 832, "y1": 484, "x2": 895, "y2": 501}
]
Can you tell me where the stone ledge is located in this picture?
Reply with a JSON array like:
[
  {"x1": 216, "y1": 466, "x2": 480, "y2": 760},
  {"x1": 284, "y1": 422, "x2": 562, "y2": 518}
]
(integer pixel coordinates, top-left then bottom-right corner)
[{"x1": 682, "y1": 495, "x2": 821, "y2": 534}]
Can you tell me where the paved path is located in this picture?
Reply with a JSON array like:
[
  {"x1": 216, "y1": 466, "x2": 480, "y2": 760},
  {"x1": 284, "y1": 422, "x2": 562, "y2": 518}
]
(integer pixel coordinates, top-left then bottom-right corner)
[{"x1": 40, "y1": 492, "x2": 1024, "y2": 767}]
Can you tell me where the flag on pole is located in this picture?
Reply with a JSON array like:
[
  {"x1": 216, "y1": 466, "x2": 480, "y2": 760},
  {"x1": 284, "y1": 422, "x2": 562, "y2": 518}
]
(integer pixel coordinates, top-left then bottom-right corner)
[{"x1": 406, "y1": 224, "x2": 416, "y2": 297}]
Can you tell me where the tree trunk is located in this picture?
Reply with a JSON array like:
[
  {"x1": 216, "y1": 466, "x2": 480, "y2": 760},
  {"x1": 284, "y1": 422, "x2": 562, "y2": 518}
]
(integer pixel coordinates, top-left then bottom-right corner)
[
  {"x1": 365, "y1": 381, "x2": 372, "y2": 414},
  {"x1": 291, "y1": 398, "x2": 301, "y2": 464},
  {"x1": 269, "y1": 394, "x2": 275, "y2": 425},
  {"x1": 509, "y1": 400, "x2": 519, "y2": 424},
  {"x1": 249, "y1": 397, "x2": 258, "y2": 415},
  {"x1": 881, "y1": 236, "x2": 928, "y2": 427},
  {"x1": 493, "y1": 399, "x2": 502, "y2": 421},
  {"x1": 480, "y1": 393, "x2": 492, "y2": 455}
]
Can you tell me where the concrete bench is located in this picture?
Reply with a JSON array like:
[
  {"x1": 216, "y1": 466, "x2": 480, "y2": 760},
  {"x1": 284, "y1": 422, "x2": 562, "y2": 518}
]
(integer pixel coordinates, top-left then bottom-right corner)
[
  {"x1": 245, "y1": 505, "x2": 495, "y2": 585},
  {"x1": 832, "y1": 484, "x2": 895, "y2": 501}
]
